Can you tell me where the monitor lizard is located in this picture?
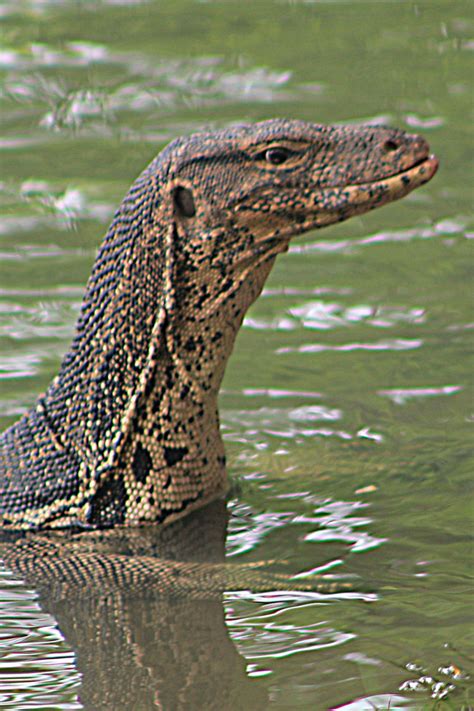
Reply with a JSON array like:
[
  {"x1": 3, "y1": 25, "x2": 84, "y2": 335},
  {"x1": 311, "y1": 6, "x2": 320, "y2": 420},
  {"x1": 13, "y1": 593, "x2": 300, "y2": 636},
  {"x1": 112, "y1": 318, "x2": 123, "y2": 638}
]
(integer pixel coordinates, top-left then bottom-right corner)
[{"x1": 0, "y1": 119, "x2": 438, "y2": 531}]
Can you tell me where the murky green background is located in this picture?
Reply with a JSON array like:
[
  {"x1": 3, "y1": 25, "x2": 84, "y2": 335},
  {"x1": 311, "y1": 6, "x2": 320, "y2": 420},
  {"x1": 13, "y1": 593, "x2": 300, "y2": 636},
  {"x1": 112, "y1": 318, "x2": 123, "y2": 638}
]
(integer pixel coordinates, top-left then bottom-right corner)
[{"x1": 0, "y1": 1, "x2": 472, "y2": 709}]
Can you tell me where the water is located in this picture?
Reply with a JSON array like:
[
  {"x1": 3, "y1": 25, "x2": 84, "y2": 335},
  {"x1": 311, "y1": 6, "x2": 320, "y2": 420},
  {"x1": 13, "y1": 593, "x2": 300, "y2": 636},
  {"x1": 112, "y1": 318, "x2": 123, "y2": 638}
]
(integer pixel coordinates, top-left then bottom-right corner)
[{"x1": 0, "y1": 0, "x2": 472, "y2": 708}]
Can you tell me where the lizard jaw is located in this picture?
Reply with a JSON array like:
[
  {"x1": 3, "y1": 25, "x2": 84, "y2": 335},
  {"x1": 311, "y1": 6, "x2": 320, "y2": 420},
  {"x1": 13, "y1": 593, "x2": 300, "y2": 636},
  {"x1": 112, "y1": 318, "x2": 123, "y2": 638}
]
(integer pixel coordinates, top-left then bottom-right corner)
[
  {"x1": 305, "y1": 154, "x2": 439, "y2": 229},
  {"x1": 362, "y1": 153, "x2": 439, "y2": 194},
  {"x1": 347, "y1": 153, "x2": 439, "y2": 207}
]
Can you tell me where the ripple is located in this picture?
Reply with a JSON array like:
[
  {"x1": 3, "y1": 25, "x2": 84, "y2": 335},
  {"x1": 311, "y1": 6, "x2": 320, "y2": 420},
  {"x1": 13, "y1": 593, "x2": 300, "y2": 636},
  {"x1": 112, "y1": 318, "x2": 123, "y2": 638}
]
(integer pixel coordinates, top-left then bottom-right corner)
[
  {"x1": 239, "y1": 388, "x2": 324, "y2": 399},
  {"x1": 222, "y1": 404, "x2": 382, "y2": 445},
  {"x1": 331, "y1": 694, "x2": 412, "y2": 710},
  {"x1": 225, "y1": 596, "x2": 358, "y2": 660},
  {"x1": 277, "y1": 339, "x2": 422, "y2": 354},
  {"x1": 17, "y1": 182, "x2": 114, "y2": 225},
  {"x1": 245, "y1": 302, "x2": 425, "y2": 332},
  {"x1": 356, "y1": 427, "x2": 383, "y2": 443},
  {"x1": 0, "y1": 217, "x2": 47, "y2": 238},
  {"x1": 0, "y1": 565, "x2": 81, "y2": 709},
  {"x1": 0, "y1": 136, "x2": 45, "y2": 149},
  {"x1": 0, "y1": 240, "x2": 87, "y2": 259},
  {"x1": 378, "y1": 385, "x2": 463, "y2": 405},
  {"x1": 243, "y1": 316, "x2": 296, "y2": 331},
  {"x1": 342, "y1": 113, "x2": 393, "y2": 127},
  {"x1": 227, "y1": 494, "x2": 384, "y2": 591},
  {"x1": 404, "y1": 113, "x2": 445, "y2": 129},
  {"x1": 302, "y1": 500, "x2": 386, "y2": 553},
  {"x1": 66, "y1": 41, "x2": 109, "y2": 63},
  {"x1": 0, "y1": 181, "x2": 113, "y2": 235},
  {"x1": 262, "y1": 286, "x2": 352, "y2": 297},
  {"x1": 343, "y1": 651, "x2": 381, "y2": 667},
  {"x1": 0, "y1": 300, "x2": 78, "y2": 341},
  {"x1": 0, "y1": 354, "x2": 42, "y2": 379},
  {"x1": 0, "y1": 287, "x2": 84, "y2": 298},
  {"x1": 2, "y1": 54, "x2": 299, "y2": 131},
  {"x1": 224, "y1": 405, "x2": 341, "y2": 428},
  {"x1": 227, "y1": 496, "x2": 385, "y2": 561},
  {"x1": 0, "y1": 398, "x2": 31, "y2": 417},
  {"x1": 227, "y1": 503, "x2": 294, "y2": 557},
  {"x1": 289, "y1": 405, "x2": 341, "y2": 421},
  {"x1": 0, "y1": 40, "x2": 110, "y2": 71},
  {"x1": 222, "y1": 405, "x2": 355, "y2": 445},
  {"x1": 289, "y1": 219, "x2": 467, "y2": 255},
  {"x1": 289, "y1": 302, "x2": 425, "y2": 330},
  {"x1": 447, "y1": 322, "x2": 474, "y2": 332}
]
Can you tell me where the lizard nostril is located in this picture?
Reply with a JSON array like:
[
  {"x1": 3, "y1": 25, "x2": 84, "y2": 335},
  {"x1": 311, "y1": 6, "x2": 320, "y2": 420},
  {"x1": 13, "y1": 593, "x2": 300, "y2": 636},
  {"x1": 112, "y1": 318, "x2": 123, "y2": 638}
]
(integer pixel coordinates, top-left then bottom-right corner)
[{"x1": 382, "y1": 139, "x2": 399, "y2": 153}]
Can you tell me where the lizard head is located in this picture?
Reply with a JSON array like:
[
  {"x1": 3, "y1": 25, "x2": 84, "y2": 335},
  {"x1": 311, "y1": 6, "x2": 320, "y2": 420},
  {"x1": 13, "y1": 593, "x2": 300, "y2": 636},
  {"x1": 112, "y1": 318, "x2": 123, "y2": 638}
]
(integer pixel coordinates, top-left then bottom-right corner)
[{"x1": 166, "y1": 118, "x2": 438, "y2": 259}]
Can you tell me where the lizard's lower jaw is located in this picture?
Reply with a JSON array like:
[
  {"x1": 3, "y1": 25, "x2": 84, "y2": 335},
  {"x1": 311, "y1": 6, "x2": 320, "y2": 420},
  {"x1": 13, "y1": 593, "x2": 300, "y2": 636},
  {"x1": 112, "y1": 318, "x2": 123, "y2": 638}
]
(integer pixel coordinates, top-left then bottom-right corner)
[
  {"x1": 346, "y1": 156, "x2": 439, "y2": 211},
  {"x1": 371, "y1": 154, "x2": 439, "y2": 193},
  {"x1": 303, "y1": 154, "x2": 439, "y2": 230},
  {"x1": 344, "y1": 153, "x2": 439, "y2": 207}
]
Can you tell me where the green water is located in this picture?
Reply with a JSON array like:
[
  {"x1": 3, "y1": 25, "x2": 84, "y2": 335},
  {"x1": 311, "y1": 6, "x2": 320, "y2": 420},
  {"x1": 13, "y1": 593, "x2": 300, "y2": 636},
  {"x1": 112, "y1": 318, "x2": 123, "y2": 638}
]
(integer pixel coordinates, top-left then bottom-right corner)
[{"x1": 0, "y1": 1, "x2": 472, "y2": 709}]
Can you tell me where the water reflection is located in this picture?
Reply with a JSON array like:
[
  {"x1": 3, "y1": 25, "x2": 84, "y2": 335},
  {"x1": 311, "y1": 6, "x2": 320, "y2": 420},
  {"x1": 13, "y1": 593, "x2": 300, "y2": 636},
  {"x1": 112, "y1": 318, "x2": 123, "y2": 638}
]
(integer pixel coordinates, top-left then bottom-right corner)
[
  {"x1": 0, "y1": 565, "x2": 80, "y2": 709},
  {"x1": 0, "y1": 501, "x2": 262, "y2": 710},
  {"x1": 0, "y1": 498, "x2": 357, "y2": 710}
]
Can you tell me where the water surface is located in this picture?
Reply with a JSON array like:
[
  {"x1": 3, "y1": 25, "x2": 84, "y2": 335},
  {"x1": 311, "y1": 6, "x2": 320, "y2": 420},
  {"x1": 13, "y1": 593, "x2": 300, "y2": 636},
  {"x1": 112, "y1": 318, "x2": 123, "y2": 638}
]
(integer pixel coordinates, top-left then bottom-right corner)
[{"x1": 0, "y1": 1, "x2": 472, "y2": 709}]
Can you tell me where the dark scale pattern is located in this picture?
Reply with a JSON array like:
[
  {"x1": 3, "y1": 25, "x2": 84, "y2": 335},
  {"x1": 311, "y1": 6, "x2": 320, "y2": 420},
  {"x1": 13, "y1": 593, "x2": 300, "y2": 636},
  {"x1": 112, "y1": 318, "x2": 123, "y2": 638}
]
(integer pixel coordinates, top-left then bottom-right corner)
[
  {"x1": 132, "y1": 443, "x2": 153, "y2": 484},
  {"x1": 0, "y1": 119, "x2": 438, "y2": 530}
]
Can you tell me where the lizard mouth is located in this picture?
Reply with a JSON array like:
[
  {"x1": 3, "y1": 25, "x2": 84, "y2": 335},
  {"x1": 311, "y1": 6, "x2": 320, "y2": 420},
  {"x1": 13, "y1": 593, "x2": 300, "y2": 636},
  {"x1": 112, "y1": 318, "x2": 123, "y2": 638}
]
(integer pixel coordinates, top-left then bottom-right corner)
[
  {"x1": 326, "y1": 153, "x2": 439, "y2": 219},
  {"x1": 367, "y1": 154, "x2": 439, "y2": 190},
  {"x1": 343, "y1": 151, "x2": 439, "y2": 193}
]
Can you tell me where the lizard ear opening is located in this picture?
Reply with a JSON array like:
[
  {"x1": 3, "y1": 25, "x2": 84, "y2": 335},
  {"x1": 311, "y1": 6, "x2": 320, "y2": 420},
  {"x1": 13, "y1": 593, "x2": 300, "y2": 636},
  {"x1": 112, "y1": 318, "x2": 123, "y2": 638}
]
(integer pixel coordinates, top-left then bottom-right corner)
[{"x1": 173, "y1": 186, "x2": 196, "y2": 218}]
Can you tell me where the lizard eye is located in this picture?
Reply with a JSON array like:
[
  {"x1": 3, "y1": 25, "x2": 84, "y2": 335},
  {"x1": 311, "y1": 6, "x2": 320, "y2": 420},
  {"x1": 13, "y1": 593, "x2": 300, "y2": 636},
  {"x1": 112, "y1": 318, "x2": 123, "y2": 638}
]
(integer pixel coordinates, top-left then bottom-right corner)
[{"x1": 264, "y1": 147, "x2": 291, "y2": 165}]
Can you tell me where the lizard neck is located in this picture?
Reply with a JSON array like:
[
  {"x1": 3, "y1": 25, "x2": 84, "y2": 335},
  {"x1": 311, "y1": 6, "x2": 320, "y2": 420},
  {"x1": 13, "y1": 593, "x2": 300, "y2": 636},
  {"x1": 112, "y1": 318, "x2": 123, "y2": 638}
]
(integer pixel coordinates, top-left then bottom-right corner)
[
  {"x1": 41, "y1": 179, "x2": 279, "y2": 525},
  {"x1": 99, "y1": 248, "x2": 278, "y2": 526}
]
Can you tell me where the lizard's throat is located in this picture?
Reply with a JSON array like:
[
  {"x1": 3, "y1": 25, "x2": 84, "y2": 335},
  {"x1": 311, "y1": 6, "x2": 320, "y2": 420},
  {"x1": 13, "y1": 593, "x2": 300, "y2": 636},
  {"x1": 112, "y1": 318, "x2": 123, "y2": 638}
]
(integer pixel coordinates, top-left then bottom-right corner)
[
  {"x1": 115, "y1": 323, "x2": 232, "y2": 526},
  {"x1": 83, "y1": 243, "x2": 282, "y2": 526},
  {"x1": 119, "y1": 254, "x2": 279, "y2": 521}
]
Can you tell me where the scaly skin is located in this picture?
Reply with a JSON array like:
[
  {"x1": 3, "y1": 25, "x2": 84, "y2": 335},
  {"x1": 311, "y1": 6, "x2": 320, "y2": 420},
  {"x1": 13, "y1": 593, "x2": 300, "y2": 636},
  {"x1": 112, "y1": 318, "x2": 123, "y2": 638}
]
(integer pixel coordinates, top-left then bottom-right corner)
[{"x1": 0, "y1": 119, "x2": 438, "y2": 530}]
